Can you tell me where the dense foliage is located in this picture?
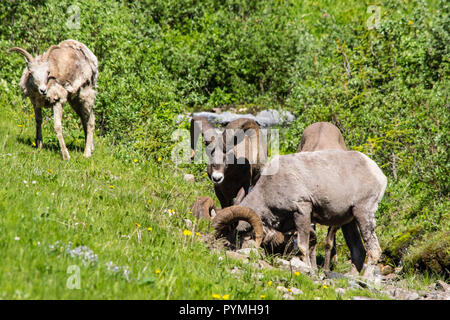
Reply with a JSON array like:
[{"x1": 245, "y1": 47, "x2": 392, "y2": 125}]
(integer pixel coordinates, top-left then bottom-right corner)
[{"x1": 0, "y1": 0, "x2": 448, "y2": 276}]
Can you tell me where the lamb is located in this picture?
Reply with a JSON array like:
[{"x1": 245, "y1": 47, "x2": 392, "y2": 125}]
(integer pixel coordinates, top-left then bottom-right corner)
[
  {"x1": 9, "y1": 39, "x2": 98, "y2": 160},
  {"x1": 297, "y1": 122, "x2": 366, "y2": 274},
  {"x1": 199, "y1": 150, "x2": 387, "y2": 277},
  {"x1": 190, "y1": 116, "x2": 267, "y2": 208}
]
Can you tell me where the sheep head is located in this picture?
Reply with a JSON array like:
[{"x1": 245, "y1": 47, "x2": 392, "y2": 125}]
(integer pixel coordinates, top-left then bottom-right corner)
[
  {"x1": 9, "y1": 45, "x2": 59, "y2": 97},
  {"x1": 191, "y1": 196, "x2": 288, "y2": 251},
  {"x1": 190, "y1": 116, "x2": 265, "y2": 186}
]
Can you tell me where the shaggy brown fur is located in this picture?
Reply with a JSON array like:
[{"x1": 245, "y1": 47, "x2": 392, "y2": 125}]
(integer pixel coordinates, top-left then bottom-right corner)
[{"x1": 10, "y1": 39, "x2": 98, "y2": 160}]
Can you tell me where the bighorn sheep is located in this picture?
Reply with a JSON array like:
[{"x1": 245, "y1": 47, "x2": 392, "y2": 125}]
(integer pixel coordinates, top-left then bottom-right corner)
[
  {"x1": 297, "y1": 122, "x2": 366, "y2": 274},
  {"x1": 190, "y1": 116, "x2": 267, "y2": 207},
  {"x1": 9, "y1": 39, "x2": 98, "y2": 160},
  {"x1": 196, "y1": 150, "x2": 387, "y2": 277}
]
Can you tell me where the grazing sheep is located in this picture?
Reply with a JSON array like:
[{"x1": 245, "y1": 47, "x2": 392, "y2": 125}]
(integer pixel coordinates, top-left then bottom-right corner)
[
  {"x1": 190, "y1": 116, "x2": 267, "y2": 207},
  {"x1": 199, "y1": 150, "x2": 387, "y2": 277},
  {"x1": 297, "y1": 122, "x2": 366, "y2": 274},
  {"x1": 9, "y1": 39, "x2": 98, "y2": 160}
]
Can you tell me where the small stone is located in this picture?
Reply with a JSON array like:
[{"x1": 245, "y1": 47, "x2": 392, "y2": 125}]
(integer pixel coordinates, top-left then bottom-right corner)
[
  {"x1": 236, "y1": 247, "x2": 260, "y2": 257},
  {"x1": 352, "y1": 296, "x2": 375, "y2": 300},
  {"x1": 381, "y1": 265, "x2": 394, "y2": 275},
  {"x1": 258, "y1": 260, "x2": 274, "y2": 270},
  {"x1": 226, "y1": 251, "x2": 249, "y2": 263},
  {"x1": 276, "y1": 286, "x2": 290, "y2": 293},
  {"x1": 183, "y1": 174, "x2": 195, "y2": 182},
  {"x1": 289, "y1": 287, "x2": 303, "y2": 295},
  {"x1": 435, "y1": 280, "x2": 449, "y2": 292},
  {"x1": 282, "y1": 293, "x2": 295, "y2": 300},
  {"x1": 290, "y1": 257, "x2": 311, "y2": 273}
]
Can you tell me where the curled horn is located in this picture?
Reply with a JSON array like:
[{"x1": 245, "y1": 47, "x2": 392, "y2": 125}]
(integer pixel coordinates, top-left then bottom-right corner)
[
  {"x1": 190, "y1": 196, "x2": 217, "y2": 219},
  {"x1": 43, "y1": 45, "x2": 60, "y2": 60},
  {"x1": 190, "y1": 116, "x2": 218, "y2": 160},
  {"x1": 8, "y1": 47, "x2": 34, "y2": 63},
  {"x1": 224, "y1": 118, "x2": 265, "y2": 165},
  {"x1": 212, "y1": 205, "x2": 264, "y2": 247}
]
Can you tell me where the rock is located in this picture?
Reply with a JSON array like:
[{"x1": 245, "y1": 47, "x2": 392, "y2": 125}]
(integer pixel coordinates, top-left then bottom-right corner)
[
  {"x1": 183, "y1": 174, "x2": 195, "y2": 182},
  {"x1": 289, "y1": 287, "x2": 303, "y2": 295},
  {"x1": 381, "y1": 265, "x2": 394, "y2": 275},
  {"x1": 324, "y1": 271, "x2": 347, "y2": 280},
  {"x1": 276, "y1": 286, "x2": 290, "y2": 293},
  {"x1": 258, "y1": 260, "x2": 275, "y2": 270},
  {"x1": 290, "y1": 256, "x2": 312, "y2": 273},
  {"x1": 236, "y1": 247, "x2": 261, "y2": 257},
  {"x1": 191, "y1": 109, "x2": 296, "y2": 128},
  {"x1": 226, "y1": 251, "x2": 249, "y2": 263},
  {"x1": 282, "y1": 293, "x2": 295, "y2": 300},
  {"x1": 435, "y1": 280, "x2": 450, "y2": 292},
  {"x1": 275, "y1": 258, "x2": 291, "y2": 269},
  {"x1": 352, "y1": 296, "x2": 376, "y2": 300}
]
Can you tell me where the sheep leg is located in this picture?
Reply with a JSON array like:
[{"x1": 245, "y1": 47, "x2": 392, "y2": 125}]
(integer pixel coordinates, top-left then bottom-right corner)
[
  {"x1": 352, "y1": 205, "x2": 381, "y2": 277},
  {"x1": 309, "y1": 225, "x2": 317, "y2": 269},
  {"x1": 234, "y1": 187, "x2": 246, "y2": 205},
  {"x1": 293, "y1": 202, "x2": 313, "y2": 267},
  {"x1": 323, "y1": 226, "x2": 338, "y2": 271},
  {"x1": 53, "y1": 103, "x2": 70, "y2": 160},
  {"x1": 34, "y1": 106, "x2": 43, "y2": 149},
  {"x1": 83, "y1": 109, "x2": 95, "y2": 158},
  {"x1": 215, "y1": 186, "x2": 232, "y2": 208},
  {"x1": 342, "y1": 219, "x2": 366, "y2": 275}
]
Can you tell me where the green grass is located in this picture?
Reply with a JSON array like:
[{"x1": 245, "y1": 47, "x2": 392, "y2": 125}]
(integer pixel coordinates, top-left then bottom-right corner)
[{"x1": 0, "y1": 105, "x2": 391, "y2": 300}]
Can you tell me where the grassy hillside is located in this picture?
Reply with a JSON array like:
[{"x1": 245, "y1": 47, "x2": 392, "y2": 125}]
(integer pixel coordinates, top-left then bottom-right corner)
[
  {"x1": 0, "y1": 0, "x2": 448, "y2": 296},
  {"x1": 0, "y1": 103, "x2": 391, "y2": 300}
]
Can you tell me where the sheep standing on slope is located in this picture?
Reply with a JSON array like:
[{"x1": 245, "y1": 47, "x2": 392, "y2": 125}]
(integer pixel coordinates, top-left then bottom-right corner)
[
  {"x1": 297, "y1": 122, "x2": 366, "y2": 274},
  {"x1": 210, "y1": 150, "x2": 387, "y2": 277},
  {"x1": 9, "y1": 39, "x2": 98, "y2": 160}
]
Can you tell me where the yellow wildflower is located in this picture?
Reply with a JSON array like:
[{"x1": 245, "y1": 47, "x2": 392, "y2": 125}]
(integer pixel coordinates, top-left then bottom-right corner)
[
  {"x1": 408, "y1": 20, "x2": 413, "y2": 25},
  {"x1": 323, "y1": 284, "x2": 328, "y2": 289},
  {"x1": 260, "y1": 294, "x2": 265, "y2": 299},
  {"x1": 212, "y1": 294, "x2": 221, "y2": 299},
  {"x1": 183, "y1": 230, "x2": 192, "y2": 236},
  {"x1": 195, "y1": 232, "x2": 201, "y2": 237},
  {"x1": 32, "y1": 141, "x2": 36, "y2": 147},
  {"x1": 157, "y1": 157, "x2": 162, "y2": 162},
  {"x1": 155, "y1": 269, "x2": 161, "y2": 274},
  {"x1": 18, "y1": 124, "x2": 22, "y2": 127},
  {"x1": 133, "y1": 158, "x2": 138, "y2": 163},
  {"x1": 148, "y1": 227, "x2": 152, "y2": 231},
  {"x1": 268, "y1": 281, "x2": 273, "y2": 286},
  {"x1": 294, "y1": 271, "x2": 300, "y2": 276},
  {"x1": 135, "y1": 223, "x2": 141, "y2": 227},
  {"x1": 148, "y1": 199, "x2": 152, "y2": 204},
  {"x1": 222, "y1": 294, "x2": 230, "y2": 300},
  {"x1": 109, "y1": 185, "x2": 115, "y2": 189}
]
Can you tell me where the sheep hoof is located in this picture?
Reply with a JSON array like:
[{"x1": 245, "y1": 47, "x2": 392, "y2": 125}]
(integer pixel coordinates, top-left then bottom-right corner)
[{"x1": 62, "y1": 150, "x2": 71, "y2": 160}]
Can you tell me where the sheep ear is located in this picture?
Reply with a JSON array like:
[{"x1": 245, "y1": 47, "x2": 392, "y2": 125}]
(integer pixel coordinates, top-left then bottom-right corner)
[
  {"x1": 8, "y1": 47, "x2": 34, "y2": 64},
  {"x1": 190, "y1": 116, "x2": 218, "y2": 159}
]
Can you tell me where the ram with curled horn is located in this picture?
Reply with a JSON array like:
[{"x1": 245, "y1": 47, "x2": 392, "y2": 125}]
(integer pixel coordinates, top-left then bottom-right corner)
[
  {"x1": 193, "y1": 150, "x2": 387, "y2": 277},
  {"x1": 9, "y1": 40, "x2": 98, "y2": 160},
  {"x1": 190, "y1": 116, "x2": 267, "y2": 208}
]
